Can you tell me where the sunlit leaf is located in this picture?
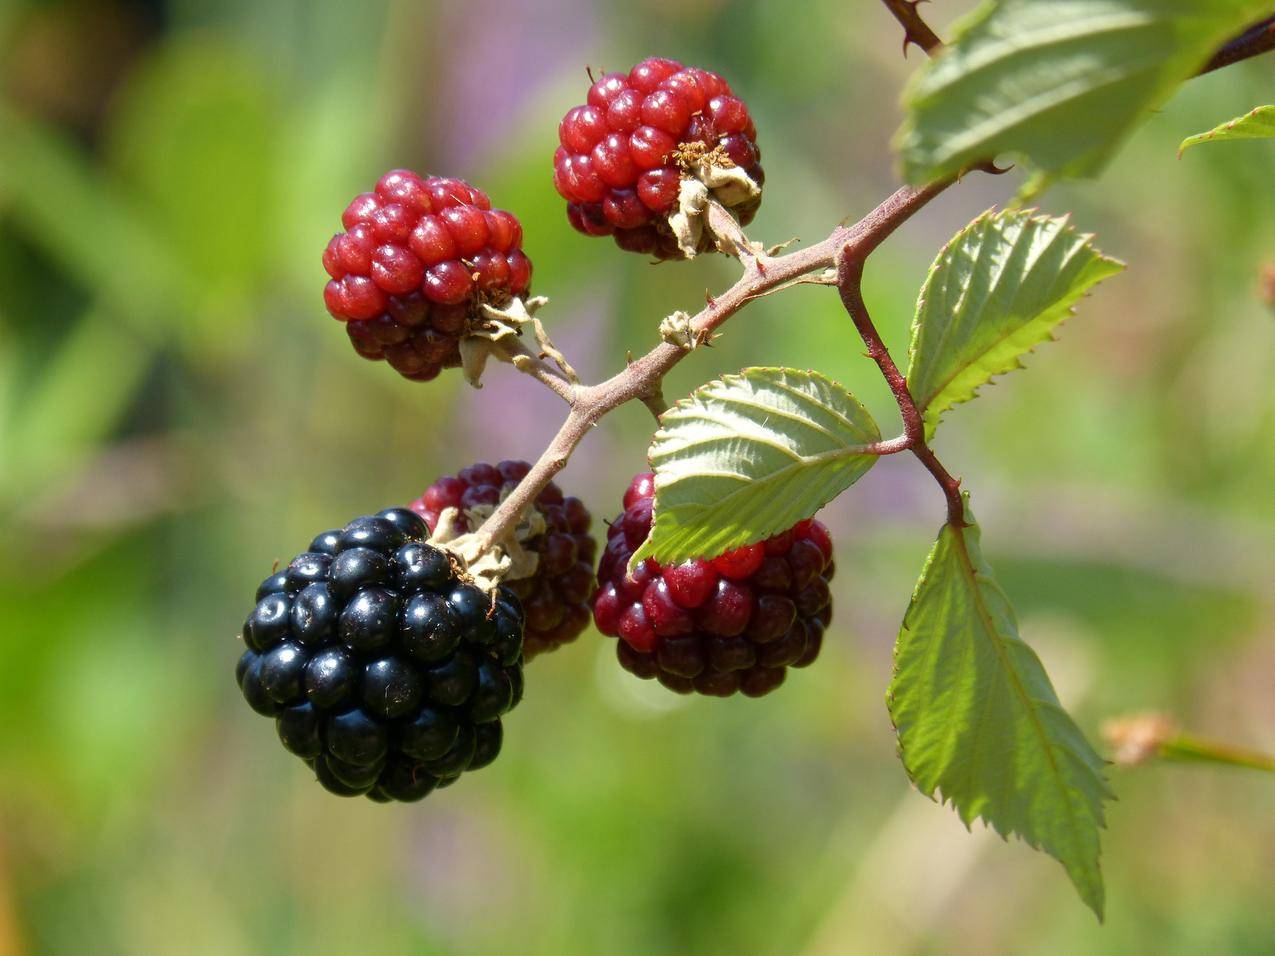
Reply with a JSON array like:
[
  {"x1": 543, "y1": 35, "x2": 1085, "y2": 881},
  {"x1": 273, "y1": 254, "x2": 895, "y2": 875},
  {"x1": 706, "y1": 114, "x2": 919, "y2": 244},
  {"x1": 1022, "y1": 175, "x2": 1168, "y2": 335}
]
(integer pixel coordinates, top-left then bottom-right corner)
[
  {"x1": 906, "y1": 208, "x2": 1123, "y2": 437},
  {"x1": 1178, "y1": 104, "x2": 1275, "y2": 155},
  {"x1": 895, "y1": 0, "x2": 1273, "y2": 184},
  {"x1": 633, "y1": 368, "x2": 880, "y2": 565},
  {"x1": 890, "y1": 498, "x2": 1113, "y2": 918}
]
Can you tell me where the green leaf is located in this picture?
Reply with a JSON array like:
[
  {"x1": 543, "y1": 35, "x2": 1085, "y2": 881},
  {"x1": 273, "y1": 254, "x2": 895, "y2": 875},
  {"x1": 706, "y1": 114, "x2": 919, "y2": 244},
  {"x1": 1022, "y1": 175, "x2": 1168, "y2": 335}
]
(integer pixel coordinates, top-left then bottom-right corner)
[
  {"x1": 906, "y1": 208, "x2": 1123, "y2": 437},
  {"x1": 1178, "y1": 105, "x2": 1275, "y2": 156},
  {"x1": 632, "y1": 368, "x2": 880, "y2": 566},
  {"x1": 895, "y1": 0, "x2": 1273, "y2": 184},
  {"x1": 889, "y1": 498, "x2": 1113, "y2": 919}
]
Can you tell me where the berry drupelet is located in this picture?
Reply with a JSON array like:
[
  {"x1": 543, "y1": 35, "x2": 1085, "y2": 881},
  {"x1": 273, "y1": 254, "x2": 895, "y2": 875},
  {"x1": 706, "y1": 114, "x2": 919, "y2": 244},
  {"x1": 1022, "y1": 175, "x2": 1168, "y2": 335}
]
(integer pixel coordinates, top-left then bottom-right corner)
[
  {"x1": 593, "y1": 473, "x2": 834, "y2": 697},
  {"x1": 409, "y1": 461, "x2": 596, "y2": 661},
  {"x1": 323, "y1": 170, "x2": 533, "y2": 382},
  {"x1": 236, "y1": 507, "x2": 525, "y2": 801},
  {"x1": 554, "y1": 57, "x2": 763, "y2": 259}
]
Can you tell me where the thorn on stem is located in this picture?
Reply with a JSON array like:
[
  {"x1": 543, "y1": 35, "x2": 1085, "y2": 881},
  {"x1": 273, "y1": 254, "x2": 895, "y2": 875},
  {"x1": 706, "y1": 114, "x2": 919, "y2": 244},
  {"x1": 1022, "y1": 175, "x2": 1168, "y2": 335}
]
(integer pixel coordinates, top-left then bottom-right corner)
[{"x1": 974, "y1": 159, "x2": 1015, "y2": 176}]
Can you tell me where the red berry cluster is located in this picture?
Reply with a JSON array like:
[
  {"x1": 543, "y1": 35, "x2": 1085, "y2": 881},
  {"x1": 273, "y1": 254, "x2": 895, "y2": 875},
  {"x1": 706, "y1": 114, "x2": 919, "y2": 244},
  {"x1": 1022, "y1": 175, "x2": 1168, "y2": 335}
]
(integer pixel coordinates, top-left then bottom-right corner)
[
  {"x1": 410, "y1": 461, "x2": 596, "y2": 660},
  {"x1": 554, "y1": 57, "x2": 763, "y2": 259},
  {"x1": 323, "y1": 170, "x2": 532, "y2": 381},
  {"x1": 593, "y1": 474, "x2": 833, "y2": 697}
]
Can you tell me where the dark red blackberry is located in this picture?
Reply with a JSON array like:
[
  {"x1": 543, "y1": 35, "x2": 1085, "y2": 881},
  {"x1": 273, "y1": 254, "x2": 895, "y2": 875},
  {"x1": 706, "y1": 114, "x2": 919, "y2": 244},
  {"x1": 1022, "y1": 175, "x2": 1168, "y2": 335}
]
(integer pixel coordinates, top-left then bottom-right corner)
[
  {"x1": 236, "y1": 506, "x2": 523, "y2": 802},
  {"x1": 323, "y1": 170, "x2": 533, "y2": 381},
  {"x1": 554, "y1": 57, "x2": 763, "y2": 259},
  {"x1": 409, "y1": 460, "x2": 596, "y2": 661},
  {"x1": 593, "y1": 473, "x2": 834, "y2": 697}
]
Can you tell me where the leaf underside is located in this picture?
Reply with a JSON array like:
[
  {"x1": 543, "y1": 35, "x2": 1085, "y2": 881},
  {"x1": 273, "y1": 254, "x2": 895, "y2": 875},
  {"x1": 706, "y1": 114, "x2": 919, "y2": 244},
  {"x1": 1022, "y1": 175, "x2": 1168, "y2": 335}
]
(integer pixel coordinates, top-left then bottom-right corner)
[
  {"x1": 1179, "y1": 105, "x2": 1275, "y2": 155},
  {"x1": 906, "y1": 208, "x2": 1124, "y2": 438},
  {"x1": 634, "y1": 367, "x2": 880, "y2": 566},
  {"x1": 889, "y1": 498, "x2": 1113, "y2": 919},
  {"x1": 895, "y1": 0, "x2": 1274, "y2": 185}
]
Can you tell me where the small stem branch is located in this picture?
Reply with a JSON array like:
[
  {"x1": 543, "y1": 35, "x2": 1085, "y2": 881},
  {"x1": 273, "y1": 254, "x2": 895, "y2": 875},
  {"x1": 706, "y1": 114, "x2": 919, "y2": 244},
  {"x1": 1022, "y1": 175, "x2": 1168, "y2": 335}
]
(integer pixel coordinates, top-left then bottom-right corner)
[
  {"x1": 837, "y1": 241, "x2": 965, "y2": 527},
  {"x1": 475, "y1": 408, "x2": 591, "y2": 550},
  {"x1": 1162, "y1": 734, "x2": 1275, "y2": 773},
  {"x1": 837, "y1": 254, "x2": 924, "y2": 444},
  {"x1": 863, "y1": 433, "x2": 915, "y2": 456},
  {"x1": 839, "y1": 178, "x2": 955, "y2": 260},
  {"x1": 494, "y1": 337, "x2": 578, "y2": 405},
  {"x1": 474, "y1": 178, "x2": 965, "y2": 550},
  {"x1": 911, "y1": 444, "x2": 965, "y2": 526},
  {"x1": 881, "y1": 0, "x2": 943, "y2": 56},
  {"x1": 1199, "y1": 15, "x2": 1275, "y2": 74},
  {"x1": 639, "y1": 389, "x2": 669, "y2": 421}
]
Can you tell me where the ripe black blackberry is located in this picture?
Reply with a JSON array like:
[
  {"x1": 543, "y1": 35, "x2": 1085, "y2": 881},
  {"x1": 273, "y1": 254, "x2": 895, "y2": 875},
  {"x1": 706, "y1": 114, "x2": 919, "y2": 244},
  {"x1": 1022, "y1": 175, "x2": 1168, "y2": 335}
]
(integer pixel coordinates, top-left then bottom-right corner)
[
  {"x1": 323, "y1": 169, "x2": 533, "y2": 382},
  {"x1": 593, "y1": 473, "x2": 834, "y2": 697},
  {"x1": 236, "y1": 507, "x2": 525, "y2": 801},
  {"x1": 554, "y1": 57, "x2": 763, "y2": 259},
  {"x1": 409, "y1": 460, "x2": 596, "y2": 660}
]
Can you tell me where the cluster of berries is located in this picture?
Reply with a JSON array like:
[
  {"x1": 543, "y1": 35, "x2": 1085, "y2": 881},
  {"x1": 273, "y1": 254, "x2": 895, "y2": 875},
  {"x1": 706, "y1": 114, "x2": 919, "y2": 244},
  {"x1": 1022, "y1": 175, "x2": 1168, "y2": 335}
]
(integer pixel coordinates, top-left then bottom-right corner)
[
  {"x1": 409, "y1": 461, "x2": 596, "y2": 660},
  {"x1": 241, "y1": 59, "x2": 835, "y2": 799},
  {"x1": 321, "y1": 57, "x2": 764, "y2": 375}
]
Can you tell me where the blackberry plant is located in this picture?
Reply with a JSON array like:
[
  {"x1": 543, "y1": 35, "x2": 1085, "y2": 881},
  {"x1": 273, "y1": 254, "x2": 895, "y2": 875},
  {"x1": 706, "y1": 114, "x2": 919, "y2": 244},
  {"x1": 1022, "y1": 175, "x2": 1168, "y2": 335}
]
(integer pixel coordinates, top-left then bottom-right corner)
[{"x1": 237, "y1": 0, "x2": 1275, "y2": 920}]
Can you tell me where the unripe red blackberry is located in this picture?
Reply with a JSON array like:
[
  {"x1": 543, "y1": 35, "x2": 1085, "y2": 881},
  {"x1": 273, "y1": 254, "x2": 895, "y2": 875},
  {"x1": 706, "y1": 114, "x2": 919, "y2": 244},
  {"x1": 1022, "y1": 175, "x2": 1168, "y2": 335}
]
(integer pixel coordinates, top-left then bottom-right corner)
[
  {"x1": 409, "y1": 460, "x2": 596, "y2": 660},
  {"x1": 236, "y1": 507, "x2": 525, "y2": 801},
  {"x1": 323, "y1": 170, "x2": 533, "y2": 381},
  {"x1": 593, "y1": 473, "x2": 833, "y2": 697},
  {"x1": 554, "y1": 57, "x2": 763, "y2": 259}
]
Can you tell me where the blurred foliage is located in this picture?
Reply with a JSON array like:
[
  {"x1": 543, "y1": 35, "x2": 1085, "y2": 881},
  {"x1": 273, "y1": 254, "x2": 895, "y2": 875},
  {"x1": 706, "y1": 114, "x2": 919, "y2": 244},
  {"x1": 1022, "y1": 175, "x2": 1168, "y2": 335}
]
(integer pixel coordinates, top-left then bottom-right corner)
[{"x1": 1, "y1": 1, "x2": 1273, "y2": 954}]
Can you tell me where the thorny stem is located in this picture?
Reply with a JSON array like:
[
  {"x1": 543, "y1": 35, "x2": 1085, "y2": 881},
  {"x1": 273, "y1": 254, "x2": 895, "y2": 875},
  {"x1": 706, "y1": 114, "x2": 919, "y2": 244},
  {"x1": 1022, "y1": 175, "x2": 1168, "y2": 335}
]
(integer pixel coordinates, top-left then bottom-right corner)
[
  {"x1": 639, "y1": 389, "x2": 669, "y2": 421},
  {"x1": 475, "y1": 181, "x2": 959, "y2": 551},
  {"x1": 1199, "y1": 15, "x2": 1275, "y2": 74},
  {"x1": 881, "y1": 0, "x2": 943, "y2": 57},
  {"x1": 478, "y1": 10, "x2": 1275, "y2": 557},
  {"x1": 493, "y1": 337, "x2": 578, "y2": 404},
  {"x1": 838, "y1": 254, "x2": 922, "y2": 449},
  {"x1": 837, "y1": 250, "x2": 965, "y2": 527}
]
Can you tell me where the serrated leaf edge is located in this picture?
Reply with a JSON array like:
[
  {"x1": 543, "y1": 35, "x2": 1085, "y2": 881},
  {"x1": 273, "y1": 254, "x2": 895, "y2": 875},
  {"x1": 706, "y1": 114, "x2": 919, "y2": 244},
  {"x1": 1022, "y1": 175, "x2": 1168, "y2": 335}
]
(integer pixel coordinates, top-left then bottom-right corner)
[
  {"x1": 893, "y1": 1, "x2": 1269, "y2": 184},
  {"x1": 1178, "y1": 104, "x2": 1275, "y2": 157},
  {"x1": 632, "y1": 367, "x2": 880, "y2": 566},
  {"x1": 888, "y1": 498, "x2": 1114, "y2": 919},
  {"x1": 906, "y1": 207, "x2": 1124, "y2": 437}
]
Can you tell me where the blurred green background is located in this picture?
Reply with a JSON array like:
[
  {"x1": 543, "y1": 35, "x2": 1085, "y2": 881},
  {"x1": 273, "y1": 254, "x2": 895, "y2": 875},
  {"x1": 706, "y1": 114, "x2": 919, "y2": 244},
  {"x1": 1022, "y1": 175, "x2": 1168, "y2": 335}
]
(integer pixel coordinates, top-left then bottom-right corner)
[{"x1": 2, "y1": 1, "x2": 1273, "y2": 953}]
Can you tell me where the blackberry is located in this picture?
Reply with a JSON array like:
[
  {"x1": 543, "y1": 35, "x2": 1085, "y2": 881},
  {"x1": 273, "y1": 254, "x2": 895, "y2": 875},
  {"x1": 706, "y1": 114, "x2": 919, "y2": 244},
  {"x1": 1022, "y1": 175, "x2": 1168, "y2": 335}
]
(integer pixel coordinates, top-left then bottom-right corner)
[
  {"x1": 236, "y1": 506, "x2": 524, "y2": 801},
  {"x1": 323, "y1": 170, "x2": 533, "y2": 382},
  {"x1": 409, "y1": 460, "x2": 596, "y2": 661},
  {"x1": 554, "y1": 57, "x2": 763, "y2": 259},
  {"x1": 593, "y1": 473, "x2": 834, "y2": 697}
]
